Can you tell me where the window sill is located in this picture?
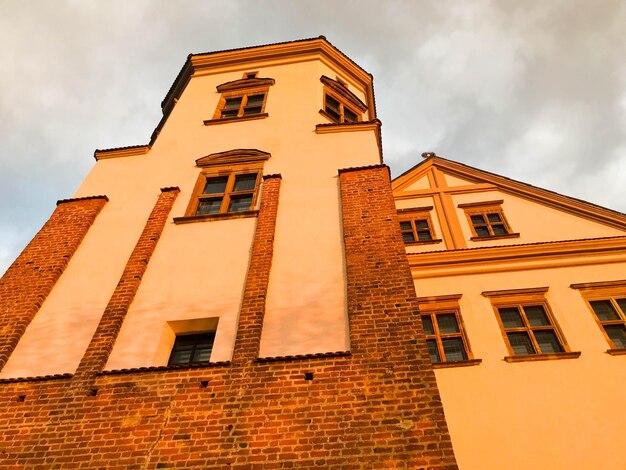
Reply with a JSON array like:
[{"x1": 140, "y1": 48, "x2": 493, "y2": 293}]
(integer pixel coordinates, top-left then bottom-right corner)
[
  {"x1": 504, "y1": 351, "x2": 581, "y2": 363},
  {"x1": 173, "y1": 210, "x2": 258, "y2": 224},
  {"x1": 432, "y1": 359, "x2": 482, "y2": 369},
  {"x1": 606, "y1": 348, "x2": 626, "y2": 356},
  {"x1": 203, "y1": 113, "x2": 268, "y2": 126},
  {"x1": 404, "y1": 239, "x2": 443, "y2": 246},
  {"x1": 471, "y1": 233, "x2": 520, "y2": 242}
]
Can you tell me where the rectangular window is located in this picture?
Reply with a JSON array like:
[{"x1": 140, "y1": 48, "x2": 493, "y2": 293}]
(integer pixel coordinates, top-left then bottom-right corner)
[
  {"x1": 417, "y1": 294, "x2": 480, "y2": 367},
  {"x1": 483, "y1": 287, "x2": 578, "y2": 361},
  {"x1": 323, "y1": 93, "x2": 360, "y2": 123},
  {"x1": 422, "y1": 311, "x2": 469, "y2": 363},
  {"x1": 194, "y1": 171, "x2": 260, "y2": 216},
  {"x1": 497, "y1": 305, "x2": 565, "y2": 355},
  {"x1": 218, "y1": 92, "x2": 267, "y2": 119},
  {"x1": 168, "y1": 332, "x2": 216, "y2": 365},
  {"x1": 459, "y1": 200, "x2": 516, "y2": 239},
  {"x1": 570, "y1": 280, "x2": 626, "y2": 353},
  {"x1": 400, "y1": 217, "x2": 435, "y2": 243}
]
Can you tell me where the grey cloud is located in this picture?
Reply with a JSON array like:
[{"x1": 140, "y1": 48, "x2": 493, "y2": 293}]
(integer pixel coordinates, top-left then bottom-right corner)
[{"x1": 1, "y1": 0, "x2": 625, "y2": 274}]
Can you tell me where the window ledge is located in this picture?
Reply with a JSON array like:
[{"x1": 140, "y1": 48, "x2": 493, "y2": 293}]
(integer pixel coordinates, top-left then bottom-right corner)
[
  {"x1": 606, "y1": 348, "x2": 626, "y2": 356},
  {"x1": 471, "y1": 233, "x2": 520, "y2": 242},
  {"x1": 173, "y1": 210, "x2": 258, "y2": 224},
  {"x1": 432, "y1": 359, "x2": 482, "y2": 369},
  {"x1": 203, "y1": 113, "x2": 268, "y2": 126},
  {"x1": 504, "y1": 351, "x2": 581, "y2": 363},
  {"x1": 404, "y1": 239, "x2": 443, "y2": 246}
]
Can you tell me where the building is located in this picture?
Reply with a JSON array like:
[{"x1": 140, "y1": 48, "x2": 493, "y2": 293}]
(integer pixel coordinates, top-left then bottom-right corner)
[{"x1": 0, "y1": 37, "x2": 624, "y2": 469}]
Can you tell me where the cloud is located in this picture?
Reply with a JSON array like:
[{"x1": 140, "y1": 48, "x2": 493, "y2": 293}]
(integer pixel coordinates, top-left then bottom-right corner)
[{"x1": 0, "y1": 0, "x2": 625, "y2": 273}]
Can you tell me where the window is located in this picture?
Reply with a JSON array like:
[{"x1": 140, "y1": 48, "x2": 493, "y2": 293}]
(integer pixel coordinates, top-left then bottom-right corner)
[
  {"x1": 459, "y1": 200, "x2": 517, "y2": 239},
  {"x1": 194, "y1": 172, "x2": 260, "y2": 216},
  {"x1": 168, "y1": 333, "x2": 215, "y2": 365},
  {"x1": 176, "y1": 149, "x2": 270, "y2": 223},
  {"x1": 319, "y1": 75, "x2": 367, "y2": 124},
  {"x1": 570, "y1": 280, "x2": 626, "y2": 352},
  {"x1": 588, "y1": 298, "x2": 626, "y2": 349},
  {"x1": 416, "y1": 294, "x2": 480, "y2": 367},
  {"x1": 205, "y1": 73, "x2": 275, "y2": 125},
  {"x1": 483, "y1": 287, "x2": 579, "y2": 361},
  {"x1": 400, "y1": 217, "x2": 435, "y2": 243},
  {"x1": 397, "y1": 207, "x2": 440, "y2": 245}
]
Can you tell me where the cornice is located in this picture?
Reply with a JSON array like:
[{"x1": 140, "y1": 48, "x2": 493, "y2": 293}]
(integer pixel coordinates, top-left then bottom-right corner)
[
  {"x1": 216, "y1": 77, "x2": 275, "y2": 93},
  {"x1": 408, "y1": 236, "x2": 626, "y2": 278},
  {"x1": 94, "y1": 145, "x2": 150, "y2": 161}
]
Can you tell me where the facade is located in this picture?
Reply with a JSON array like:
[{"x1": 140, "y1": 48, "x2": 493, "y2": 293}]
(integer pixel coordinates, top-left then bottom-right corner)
[{"x1": 0, "y1": 37, "x2": 624, "y2": 469}]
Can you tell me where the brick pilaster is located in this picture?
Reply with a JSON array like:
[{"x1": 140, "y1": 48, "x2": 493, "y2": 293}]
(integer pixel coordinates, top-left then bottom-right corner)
[
  {"x1": 339, "y1": 164, "x2": 458, "y2": 468},
  {"x1": 72, "y1": 187, "x2": 179, "y2": 386},
  {"x1": 231, "y1": 174, "x2": 281, "y2": 364},
  {"x1": 0, "y1": 196, "x2": 107, "y2": 371}
]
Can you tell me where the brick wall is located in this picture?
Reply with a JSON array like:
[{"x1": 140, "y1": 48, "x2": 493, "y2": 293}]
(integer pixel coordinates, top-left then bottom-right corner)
[
  {"x1": 0, "y1": 168, "x2": 457, "y2": 468},
  {"x1": 0, "y1": 196, "x2": 107, "y2": 371}
]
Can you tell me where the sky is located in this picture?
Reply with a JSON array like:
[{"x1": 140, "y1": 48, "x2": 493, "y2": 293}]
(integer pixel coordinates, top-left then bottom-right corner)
[{"x1": 1, "y1": 0, "x2": 625, "y2": 274}]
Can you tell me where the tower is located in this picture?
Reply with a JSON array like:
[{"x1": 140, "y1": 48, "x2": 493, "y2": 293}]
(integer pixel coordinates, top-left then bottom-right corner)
[{"x1": 0, "y1": 37, "x2": 457, "y2": 468}]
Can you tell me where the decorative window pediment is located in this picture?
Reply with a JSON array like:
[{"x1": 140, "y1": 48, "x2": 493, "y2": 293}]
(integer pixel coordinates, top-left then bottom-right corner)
[
  {"x1": 216, "y1": 76, "x2": 275, "y2": 93},
  {"x1": 195, "y1": 149, "x2": 271, "y2": 168}
]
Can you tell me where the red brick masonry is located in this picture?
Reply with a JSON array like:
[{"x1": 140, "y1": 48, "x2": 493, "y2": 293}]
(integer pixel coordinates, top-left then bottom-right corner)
[
  {"x1": 0, "y1": 169, "x2": 457, "y2": 468},
  {"x1": 0, "y1": 196, "x2": 107, "y2": 372}
]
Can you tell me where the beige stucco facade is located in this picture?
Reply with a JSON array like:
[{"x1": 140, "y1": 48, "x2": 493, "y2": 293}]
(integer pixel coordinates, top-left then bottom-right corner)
[
  {"x1": 1, "y1": 39, "x2": 380, "y2": 377},
  {"x1": 393, "y1": 156, "x2": 626, "y2": 469}
]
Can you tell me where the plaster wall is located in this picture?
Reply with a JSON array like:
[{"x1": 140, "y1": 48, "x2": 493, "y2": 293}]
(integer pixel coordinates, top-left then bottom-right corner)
[{"x1": 413, "y1": 261, "x2": 626, "y2": 470}]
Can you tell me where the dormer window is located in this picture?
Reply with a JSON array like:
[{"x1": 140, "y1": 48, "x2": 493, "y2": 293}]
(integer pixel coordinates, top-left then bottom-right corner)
[
  {"x1": 320, "y1": 75, "x2": 367, "y2": 124},
  {"x1": 204, "y1": 74, "x2": 275, "y2": 126}
]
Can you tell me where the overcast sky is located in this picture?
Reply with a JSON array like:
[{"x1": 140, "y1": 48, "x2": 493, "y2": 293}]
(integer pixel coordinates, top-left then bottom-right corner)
[{"x1": 1, "y1": 0, "x2": 625, "y2": 274}]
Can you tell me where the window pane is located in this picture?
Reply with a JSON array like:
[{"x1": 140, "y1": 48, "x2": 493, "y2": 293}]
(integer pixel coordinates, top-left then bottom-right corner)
[
  {"x1": 442, "y1": 338, "x2": 467, "y2": 362},
  {"x1": 491, "y1": 224, "x2": 508, "y2": 235},
  {"x1": 470, "y1": 215, "x2": 485, "y2": 225},
  {"x1": 534, "y1": 330, "x2": 563, "y2": 353},
  {"x1": 196, "y1": 198, "x2": 222, "y2": 215},
  {"x1": 399, "y1": 221, "x2": 412, "y2": 231},
  {"x1": 487, "y1": 213, "x2": 502, "y2": 223},
  {"x1": 507, "y1": 332, "x2": 535, "y2": 355},
  {"x1": 590, "y1": 300, "x2": 620, "y2": 321},
  {"x1": 228, "y1": 195, "x2": 253, "y2": 212},
  {"x1": 604, "y1": 325, "x2": 626, "y2": 349},
  {"x1": 203, "y1": 176, "x2": 228, "y2": 194},
  {"x1": 233, "y1": 174, "x2": 257, "y2": 192},
  {"x1": 616, "y1": 299, "x2": 626, "y2": 316},
  {"x1": 326, "y1": 95, "x2": 340, "y2": 111},
  {"x1": 426, "y1": 339, "x2": 440, "y2": 363},
  {"x1": 402, "y1": 232, "x2": 416, "y2": 243},
  {"x1": 417, "y1": 231, "x2": 433, "y2": 241},
  {"x1": 193, "y1": 347, "x2": 212, "y2": 363},
  {"x1": 525, "y1": 306, "x2": 551, "y2": 326},
  {"x1": 437, "y1": 314, "x2": 460, "y2": 334},
  {"x1": 344, "y1": 107, "x2": 358, "y2": 123},
  {"x1": 414, "y1": 219, "x2": 429, "y2": 229},
  {"x1": 223, "y1": 97, "x2": 242, "y2": 110},
  {"x1": 499, "y1": 307, "x2": 524, "y2": 328},
  {"x1": 246, "y1": 94, "x2": 264, "y2": 106},
  {"x1": 421, "y1": 315, "x2": 435, "y2": 335},
  {"x1": 169, "y1": 349, "x2": 192, "y2": 365},
  {"x1": 243, "y1": 106, "x2": 263, "y2": 116},
  {"x1": 474, "y1": 226, "x2": 490, "y2": 237}
]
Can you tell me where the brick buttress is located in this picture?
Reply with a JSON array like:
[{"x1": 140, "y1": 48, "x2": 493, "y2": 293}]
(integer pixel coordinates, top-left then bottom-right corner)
[{"x1": 0, "y1": 196, "x2": 108, "y2": 371}]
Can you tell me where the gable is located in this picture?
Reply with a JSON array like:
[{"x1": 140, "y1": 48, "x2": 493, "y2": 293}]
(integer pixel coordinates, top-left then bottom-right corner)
[{"x1": 392, "y1": 156, "x2": 626, "y2": 251}]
